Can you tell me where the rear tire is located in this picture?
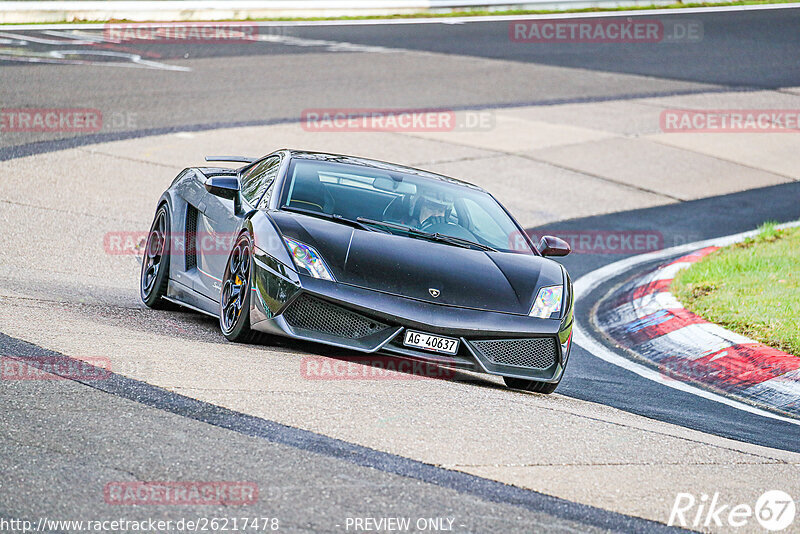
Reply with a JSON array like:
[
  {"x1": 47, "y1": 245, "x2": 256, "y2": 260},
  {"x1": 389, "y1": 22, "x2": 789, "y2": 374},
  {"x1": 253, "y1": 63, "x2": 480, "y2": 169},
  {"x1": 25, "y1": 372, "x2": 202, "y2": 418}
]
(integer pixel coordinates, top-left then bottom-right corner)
[
  {"x1": 140, "y1": 204, "x2": 171, "y2": 309},
  {"x1": 219, "y1": 231, "x2": 264, "y2": 344},
  {"x1": 503, "y1": 376, "x2": 559, "y2": 394}
]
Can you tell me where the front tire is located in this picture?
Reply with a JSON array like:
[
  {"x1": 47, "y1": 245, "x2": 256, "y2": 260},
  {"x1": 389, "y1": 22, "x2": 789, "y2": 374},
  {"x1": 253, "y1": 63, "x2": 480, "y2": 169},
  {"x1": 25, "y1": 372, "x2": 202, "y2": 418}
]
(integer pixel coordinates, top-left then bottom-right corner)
[
  {"x1": 503, "y1": 376, "x2": 559, "y2": 394},
  {"x1": 140, "y1": 204, "x2": 171, "y2": 308},
  {"x1": 219, "y1": 231, "x2": 263, "y2": 343}
]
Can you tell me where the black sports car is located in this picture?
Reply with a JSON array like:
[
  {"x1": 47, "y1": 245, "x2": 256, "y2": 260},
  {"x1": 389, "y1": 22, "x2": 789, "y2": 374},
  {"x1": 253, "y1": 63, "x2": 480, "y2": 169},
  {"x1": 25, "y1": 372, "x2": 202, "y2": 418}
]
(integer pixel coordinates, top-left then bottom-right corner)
[{"x1": 140, "y1": 150, "x2": 574, "y2": 393}]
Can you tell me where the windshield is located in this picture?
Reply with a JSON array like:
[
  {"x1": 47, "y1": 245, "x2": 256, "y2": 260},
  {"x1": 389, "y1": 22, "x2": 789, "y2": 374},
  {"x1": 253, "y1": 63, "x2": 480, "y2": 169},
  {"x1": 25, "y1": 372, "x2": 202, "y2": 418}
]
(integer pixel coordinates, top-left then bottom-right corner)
[{"x1": 279, "y1": 159, "x2": 532, "y2": 254}]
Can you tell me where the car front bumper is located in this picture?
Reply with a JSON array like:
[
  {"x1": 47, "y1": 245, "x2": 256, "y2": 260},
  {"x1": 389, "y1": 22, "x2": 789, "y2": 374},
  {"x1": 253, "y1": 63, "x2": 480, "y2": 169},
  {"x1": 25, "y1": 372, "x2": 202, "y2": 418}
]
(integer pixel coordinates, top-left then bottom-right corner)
[{"x1": 249, "y1": 254, "x2": 572, "y2": 382}]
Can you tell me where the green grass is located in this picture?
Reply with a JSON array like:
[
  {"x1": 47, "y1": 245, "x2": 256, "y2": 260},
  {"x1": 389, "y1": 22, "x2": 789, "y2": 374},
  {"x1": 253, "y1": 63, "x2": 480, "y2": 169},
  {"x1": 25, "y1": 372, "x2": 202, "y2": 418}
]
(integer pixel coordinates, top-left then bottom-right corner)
[
  {"x1": 3, "y1": 0, "x2": 798, "y2": 25},
  {"x1": 671, "y1": 222, "x2": 800, "y2": 357}
]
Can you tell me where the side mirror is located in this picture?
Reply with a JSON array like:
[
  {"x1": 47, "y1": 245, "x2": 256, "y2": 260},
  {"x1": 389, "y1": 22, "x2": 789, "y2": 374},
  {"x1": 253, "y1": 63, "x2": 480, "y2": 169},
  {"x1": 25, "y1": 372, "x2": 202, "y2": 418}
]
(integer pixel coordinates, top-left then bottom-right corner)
[
  {"x1": 205, "y1": 176, "x2": 240, "y2": 199},
  {"x1": 205, "y1": 176, "x2": 244, "y2": 215},
  {"x1": 537, "y1": 235, "x2": 571, "y2": 257}
]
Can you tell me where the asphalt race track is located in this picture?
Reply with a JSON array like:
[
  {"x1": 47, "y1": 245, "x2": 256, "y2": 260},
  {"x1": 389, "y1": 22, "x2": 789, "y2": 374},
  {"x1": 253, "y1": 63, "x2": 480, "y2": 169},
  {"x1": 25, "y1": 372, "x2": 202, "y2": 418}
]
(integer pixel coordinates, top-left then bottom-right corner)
[
  {"x1": 1, "y1": 6, "x2": 800, "y2": 532},
  {"x1": 3, "y1": 6, "x2": 800, "y2": 159}
]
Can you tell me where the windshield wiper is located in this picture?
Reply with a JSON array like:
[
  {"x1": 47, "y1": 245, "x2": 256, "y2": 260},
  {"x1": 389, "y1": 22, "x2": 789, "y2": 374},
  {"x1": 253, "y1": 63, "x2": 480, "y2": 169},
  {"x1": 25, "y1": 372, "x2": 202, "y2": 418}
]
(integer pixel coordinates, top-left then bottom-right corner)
[
  {"x1": 356, "y1": 217, "x2": 424, "y2": 235},
  {"x1": 282, "y1": 206, "x2": 384, "y2": 233},
  {"x1": 435, "y1": 233, "x2": 497, "y2": 252},
  {"x1": 356, "y1": 217, "x2": 496, "y2": 252}
]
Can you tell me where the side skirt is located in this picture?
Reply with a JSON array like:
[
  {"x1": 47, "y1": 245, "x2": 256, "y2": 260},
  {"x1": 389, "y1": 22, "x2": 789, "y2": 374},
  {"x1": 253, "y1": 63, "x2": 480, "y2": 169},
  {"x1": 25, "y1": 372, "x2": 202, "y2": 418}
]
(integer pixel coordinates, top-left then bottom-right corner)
[{"x1": 165, "y1": 279, "x2": 219, "y2": 318}]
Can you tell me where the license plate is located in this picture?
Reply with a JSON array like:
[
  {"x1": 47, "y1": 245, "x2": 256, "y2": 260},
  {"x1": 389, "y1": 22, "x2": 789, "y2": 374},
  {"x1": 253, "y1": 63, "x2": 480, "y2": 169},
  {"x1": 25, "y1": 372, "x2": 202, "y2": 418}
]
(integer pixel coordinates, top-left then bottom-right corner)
[{"x1": 403, "y1": 330, "x2": 460, "y2": 355}]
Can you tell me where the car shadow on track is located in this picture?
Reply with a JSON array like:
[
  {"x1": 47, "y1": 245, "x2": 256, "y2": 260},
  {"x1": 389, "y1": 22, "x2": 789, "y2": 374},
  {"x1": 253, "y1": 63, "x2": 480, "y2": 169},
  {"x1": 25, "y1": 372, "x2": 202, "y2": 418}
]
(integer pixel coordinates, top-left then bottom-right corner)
[
  {"x1": 254, "y1": 334, "x2": 508, "y2": 391},
  {"x1": 41, "y1": 285, "x2": 535, "y2": 394},
  {"x1": 138, "y1": 306, "x2": 548, "y2": 394}
]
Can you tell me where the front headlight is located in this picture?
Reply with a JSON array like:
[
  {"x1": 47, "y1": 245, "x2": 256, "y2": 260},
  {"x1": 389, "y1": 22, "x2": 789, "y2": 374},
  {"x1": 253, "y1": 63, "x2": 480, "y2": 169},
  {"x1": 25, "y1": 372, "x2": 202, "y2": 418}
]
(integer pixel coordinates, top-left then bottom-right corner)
[
  {"x1": 283, "y1": 237, "x2": 335, "y2": 281},
  {"x1": 529, "y1": 285, "x2": 563, "y2": 318}
]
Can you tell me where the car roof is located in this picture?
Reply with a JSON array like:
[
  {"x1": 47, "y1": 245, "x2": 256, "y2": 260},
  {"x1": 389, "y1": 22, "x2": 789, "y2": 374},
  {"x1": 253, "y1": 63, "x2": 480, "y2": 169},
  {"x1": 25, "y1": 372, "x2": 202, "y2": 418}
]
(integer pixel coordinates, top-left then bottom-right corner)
[{"x1": 282, "y1": 149, "x2": 486, "y2": 192}]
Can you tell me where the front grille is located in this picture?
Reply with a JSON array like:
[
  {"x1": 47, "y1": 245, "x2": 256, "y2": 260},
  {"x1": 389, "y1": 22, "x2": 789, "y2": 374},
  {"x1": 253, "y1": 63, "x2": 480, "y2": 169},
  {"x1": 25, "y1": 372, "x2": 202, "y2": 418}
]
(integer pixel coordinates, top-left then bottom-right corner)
[
  {"x1": 471, "y1": 337, "x2": 558, "y2": 369},
  {"x1": 283, "y1": 294, "x2": 389, "y2": 339}
]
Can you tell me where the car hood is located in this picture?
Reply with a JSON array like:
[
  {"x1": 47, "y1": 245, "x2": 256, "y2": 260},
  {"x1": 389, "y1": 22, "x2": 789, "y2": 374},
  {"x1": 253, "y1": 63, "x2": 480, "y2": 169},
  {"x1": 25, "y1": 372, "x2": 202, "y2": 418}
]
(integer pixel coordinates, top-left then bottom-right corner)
[{"x1": 269, "y1": 211, "x2": 564, "y2": 315}]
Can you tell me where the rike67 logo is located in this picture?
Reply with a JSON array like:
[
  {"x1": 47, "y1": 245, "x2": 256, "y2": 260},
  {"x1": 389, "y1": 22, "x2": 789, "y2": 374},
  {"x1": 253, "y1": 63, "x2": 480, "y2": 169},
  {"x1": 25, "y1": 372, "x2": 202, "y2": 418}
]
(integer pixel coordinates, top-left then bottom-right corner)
[{"x1": 669, "y1": 490, "x2": 796, "y2": 531}]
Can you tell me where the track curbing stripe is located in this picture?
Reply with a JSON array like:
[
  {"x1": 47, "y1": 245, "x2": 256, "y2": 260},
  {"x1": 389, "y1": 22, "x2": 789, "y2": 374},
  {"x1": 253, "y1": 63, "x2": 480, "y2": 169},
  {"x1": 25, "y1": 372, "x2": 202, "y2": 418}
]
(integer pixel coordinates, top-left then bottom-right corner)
[
  {"x1": 573, "y1": 220, "x2": 800, "y2": 426},
  {"x1": 593, "y1": 240, "x2": 800, "y2": 418}
]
